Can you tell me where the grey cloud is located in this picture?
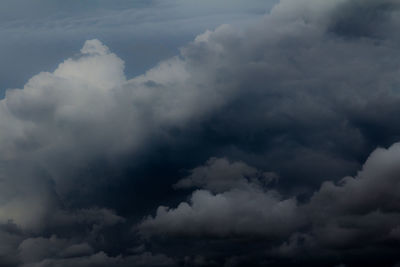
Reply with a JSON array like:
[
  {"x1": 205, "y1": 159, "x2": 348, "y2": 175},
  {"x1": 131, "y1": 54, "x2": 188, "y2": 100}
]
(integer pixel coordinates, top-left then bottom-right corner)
[
  {"x1": 139, "y1": 158, "x2": 301, "y2": 238},
  {"x1": 302, "y1": 142, "x2": 400, "y2": 252},
  {"x1": 328, "y1": 0, "x2": 400, "y2": 38},
  {"x1": 174, "y1": 157, "x2": 278, "y2": 193},
  {"x1": 17, "y1": 234, "x2": 175, "y2": 267},
  {"x1": 18, "y1": 236, "x2": 94, "y2": 264},
  {"x1": 21, "y1": 251, "x2": 175, "y2": 267},
  {"x1": 1, "y1": 0, "x2": 400, "y2": 265},
  {"x1": 139, "y1": 188, "x2": 300, "y2": 239},
  {"x1": 0, "y1": 225, "x2": 23, "y2": 267},
  {"x1": 310, "y1": 142, "x2": 400, "y2": 215},
  {"x1": 0, "y1": 22, "x2": 246, "y2": 264},
  {"x1": 0, "y1": 206, "x2": 125, "y2": 266},
  {"x1": 139, "y1": 142, "x2": 400, "y2": 265},
  {"x1": 287, "y1": 141, "x2": 400, "y2": 262},
  {"x1": 0, "y1": 25, "x2": 248, "y2": 264}
]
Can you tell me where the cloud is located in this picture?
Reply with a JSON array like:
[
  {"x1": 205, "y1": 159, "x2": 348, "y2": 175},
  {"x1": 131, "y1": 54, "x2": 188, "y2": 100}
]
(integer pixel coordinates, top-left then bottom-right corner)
[
  {"x1": 138, "y1": 158, "x2": 297, "y2": 239},
  {"x1": 139, "y1": 142, "x2": 400, "y2": 265},
  {"x1": 0, "y1": 0, "x2": 273, "y2": 98},
  {"x1": 1, "y1": 0, "x2": 400, "y2": 265},
  {"x1": 0, "y1": 28, "x2": 245, "y2": 265},
  {"x1": 327, "y1": 0, "x2": 400, "y2": 38},
  {"x1": 0, "y1": 40, "x2": 130, "y2": 237},
  {"x1": 18, "y1": 236, "x2": 175, "y2": 267},
  {"x1": 139, "y1": 187, "x2": 300, "y2": 239},
  {"x1": 174, "y1": 157, "x2": 278, "y2": 193},
  {"x1": 18, "y1": 236, "x2": 94, "y2": 264},
  {"x1": 269, "y1": 142, "x2": 400, "y2": 265},
  {"x1": 305, "y1": 143, "x2": 400, "y2": 249},
  {"x1": 136, "y1": 157, "x2": 299, "y2": 239},
  {"x1": 21, "y1": 252, "x2": 175, "y2": 267}
]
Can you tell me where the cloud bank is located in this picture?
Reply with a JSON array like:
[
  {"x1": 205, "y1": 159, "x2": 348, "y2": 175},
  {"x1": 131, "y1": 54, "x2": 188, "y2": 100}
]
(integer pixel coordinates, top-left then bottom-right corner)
[
  {"x1": 139, "y1": 143, "x2": 400, "y2": 265},
  {"x1": 1, "y1": 0, "x2": 400, "y2": 266}
]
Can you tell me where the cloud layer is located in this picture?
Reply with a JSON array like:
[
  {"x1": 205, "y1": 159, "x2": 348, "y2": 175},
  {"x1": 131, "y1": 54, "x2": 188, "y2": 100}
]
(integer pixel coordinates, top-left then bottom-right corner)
[
  {"x1": 139, "y1": 143, "x2": 400, "y2": 266},
  {"x1": 1, "y1": 0, "x2": 400, "y2": 266}
]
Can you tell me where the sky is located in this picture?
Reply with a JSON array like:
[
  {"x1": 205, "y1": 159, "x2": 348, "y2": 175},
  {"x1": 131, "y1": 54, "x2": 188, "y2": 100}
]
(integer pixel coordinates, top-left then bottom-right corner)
[
  {"x1": 1, "y1": 0, "x2": 400, "y2": 266},
  {"x1": 0, "y1": 0, "x2": 274, "y2": 97}
]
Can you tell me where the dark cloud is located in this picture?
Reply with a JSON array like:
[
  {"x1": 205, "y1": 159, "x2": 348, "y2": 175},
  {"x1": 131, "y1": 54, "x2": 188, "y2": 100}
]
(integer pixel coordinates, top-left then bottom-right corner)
[
  {"x1": 139, "y1": 143, "x2": 400, "y2": 266},
  {"x1": 20, "y1": 250, "x2": 175, "y2": 267},
  {"x1": 328, "y1": 0, "x2": 400, "y2": 38},
  {"x1": 1, "y1": 0, "x2": 400, "y2": 266},
  {"x1": 174, "y1": 157, "x2": 279, "y2": 193}
]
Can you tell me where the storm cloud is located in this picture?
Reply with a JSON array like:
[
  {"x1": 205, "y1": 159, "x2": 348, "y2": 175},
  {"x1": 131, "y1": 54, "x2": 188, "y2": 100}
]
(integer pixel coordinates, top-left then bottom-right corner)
[{"x1": 1, "y1": 0, "x2": 400, "y2": 266}]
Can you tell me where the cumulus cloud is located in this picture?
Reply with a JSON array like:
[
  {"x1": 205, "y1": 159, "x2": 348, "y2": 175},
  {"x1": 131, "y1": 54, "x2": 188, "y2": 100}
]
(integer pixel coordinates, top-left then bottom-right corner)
[
  {"x1": 0, "y1": 31, "x2": 230, "y2": 224},
  {"x1": 305, "y1": 143, "x2": 400, "y2": 249},
  {"x1": 268, "y1": 142, "x2": 400, "y2": 265},
  {"x1": 174, "y1": 157, "x2": 278, "y2": 193},
  {"x1": 0, "y1": 21, "x2": 241, "y2": 264},
  {"x1": 1, "y1": 0, "x2": 400, "y2": 265},
  {"x1": 138, "y1": 158, "x2": 298, "y2": 239},
  {"x1": 139, "y1": 187, "x2": 299, "y2": 239},
  {"x1": 139, "y1": 142, "x2": 400, "y2": 265},
  {"x1": 0, "y1": 23, "x2": 244, "y2": 266}
]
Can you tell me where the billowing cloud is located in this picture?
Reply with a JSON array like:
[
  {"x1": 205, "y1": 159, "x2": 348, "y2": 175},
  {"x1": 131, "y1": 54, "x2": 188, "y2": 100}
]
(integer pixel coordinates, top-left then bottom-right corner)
[
  {"x1": 174, "y1": 157, "x2": 279, "y2": 193},
  {"x1": 139, "y1": 158, "x2": 299, "y2": 238},
  {"x1": 139, "y1": 188, "x2": 296, "y2": 238},
  {"x1": 0, "y1": 0, "x2": 274, "y2": 97},
  {"x1": 270, "y1": 142, "x2": 400, "y2": 265},
  {"x1": 139, "y1": 143, "x2": 400, "y2": 266},
  {"x1": 1, "y1": 0, "x2": 400, "y2": 265},
  {"x1": 305, "y1": 143, "x2": 400, "y2": 250}
]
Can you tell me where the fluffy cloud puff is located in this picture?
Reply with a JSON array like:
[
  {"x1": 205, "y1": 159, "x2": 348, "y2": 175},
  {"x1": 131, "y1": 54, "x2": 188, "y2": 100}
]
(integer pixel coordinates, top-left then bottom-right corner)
[
  {"x1": 0, "y1": 33, "x2": 230, "y2": 225},
  {"x1": 174, "y1": 157, "x2": 279, "y2": 193},
  {"x1": 139, "y1": 158, "x2": 299, "y2": 238},
  {"x1": 270, "y1": 142, "x2": 400, "y2": 265},
  {"x1": 139, "y1": 143, "x2": 400, "y2": 266},
  {"x1": 305, "y1": 143, "x2": 400, "y2": 249},
  {"x1": 0, "y1": 39, "x2": 174, "y2": 266},
  {"x1": 0, "y1": 24, "x2": 243, "y2": 266}
]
